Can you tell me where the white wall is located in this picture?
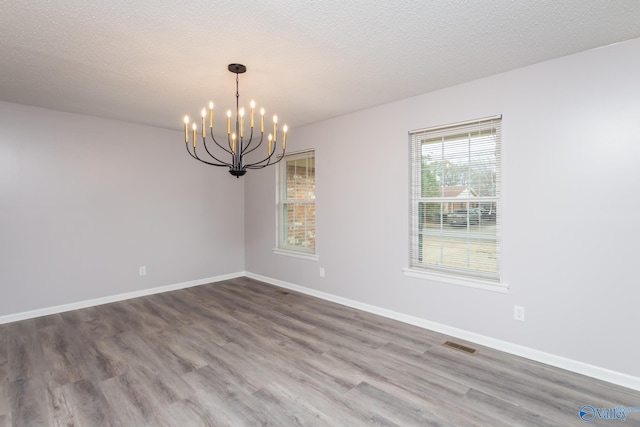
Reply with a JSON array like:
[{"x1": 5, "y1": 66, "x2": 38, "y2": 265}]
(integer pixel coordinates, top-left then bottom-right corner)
[
  {"x1": 245, "y1": 38, "x2": 640, "y2": 378},
  {"x1": 0, "y1": 102, "x2": 245, "y2": 316}
]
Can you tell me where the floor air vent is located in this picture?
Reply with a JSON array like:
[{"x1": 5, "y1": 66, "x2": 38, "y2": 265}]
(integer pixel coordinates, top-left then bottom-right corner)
[
  {"x1": 443, "y1": 341, "x2": 477, "y2": 355},
  {"x1": 277, "y1": 290, "x2": 290, "y2": 295}
]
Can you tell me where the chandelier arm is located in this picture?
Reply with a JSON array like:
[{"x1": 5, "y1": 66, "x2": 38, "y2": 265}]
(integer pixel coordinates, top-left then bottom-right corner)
[
  {"x1": 195, "y1": 133, "x2": 232, "y2": 165},
  {"x1": 227, "y1": 133, "x2": 236, "y2": 156},
  {"x1": 245, "y1": 154, "x2": 285, "y2": 169},
  {"x1": 245, "y1": 147, "x2": 286, "y2": 169},
  {"x1": 186, "y1": 143, "x2": 232, "y2": 167},
  {"x1": 210, "y1": 127, "x2": 233, "y2": 155},
  {"x1": 200, "y1": 142, "x2": 232, "y2": 166},
  {"x1": 240, "y1": 128, "x2": 256, "y2": 155},
  {"x1": 241, "y1": 132, "x2": 265, "y2": 157},
  {"x1": 243, "y1": 151, "x2": 273, "y2": 168},
  {"x1": 204, "y1": 129, "x2": 233, "y2": 161}
]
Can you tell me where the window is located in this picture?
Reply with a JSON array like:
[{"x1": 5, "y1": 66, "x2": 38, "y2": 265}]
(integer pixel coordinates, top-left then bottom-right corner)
[
  {"x1": 408, "y1": 116, "x2": 502, "y2": 287},
  {"x1": 276, "y1": 150, "x2": 316, "y2": 257}
]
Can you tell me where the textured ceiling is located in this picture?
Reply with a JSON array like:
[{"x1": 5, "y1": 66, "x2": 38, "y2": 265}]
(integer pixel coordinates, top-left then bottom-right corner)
[{"x1": 1, "y1": 0, "x2": 640, "y2": 132}]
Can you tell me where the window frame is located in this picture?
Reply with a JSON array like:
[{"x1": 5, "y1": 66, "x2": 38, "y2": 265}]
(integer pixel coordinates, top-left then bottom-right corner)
[
  {"x1": 273, "y1": 149, "x2": 317, "y2": 260},
  {"x1": 404, "y1": 116, "x2": 507, "y2": 292}
]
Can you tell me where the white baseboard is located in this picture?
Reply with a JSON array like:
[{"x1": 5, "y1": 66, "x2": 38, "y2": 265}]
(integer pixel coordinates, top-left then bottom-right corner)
[
  {"x1": 245, "y1": 272, "x2": 640, "y2": 392},
  {"x1": 0, "y1": 272, "x2": 244, "y2": 325}
]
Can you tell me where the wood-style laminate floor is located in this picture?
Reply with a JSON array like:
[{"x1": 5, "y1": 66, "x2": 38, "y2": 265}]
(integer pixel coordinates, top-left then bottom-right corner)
[{"x1": 1, "y1": 277, "x2": 639, "y2": 426}]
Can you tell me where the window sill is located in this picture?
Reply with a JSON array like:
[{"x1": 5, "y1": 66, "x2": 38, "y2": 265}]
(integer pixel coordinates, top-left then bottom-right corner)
[
  {"x1": 403, "y1": 268, "x2": 509, "y2": 293},
  {"x1": 272, "y1": 248, "x2": 319, "y2": 261}
]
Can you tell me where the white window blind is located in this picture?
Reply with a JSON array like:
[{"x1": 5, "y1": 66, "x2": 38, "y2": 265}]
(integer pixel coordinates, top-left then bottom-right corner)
[
  {"x1": 409, "y1": 116, "x2": 502, "y2": 283},
  {"x1": 277, "y1": 150, "x2": 316, "y2": 254}
]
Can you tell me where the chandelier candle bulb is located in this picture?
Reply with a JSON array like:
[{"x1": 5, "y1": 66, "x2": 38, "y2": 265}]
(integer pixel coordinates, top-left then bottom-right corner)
[
  {"x1": 184, "y1": 115, "x2": 189, "y2": 143},
  {"x1": 250, "y1": 100, "x2": 255, "y2": 128},
  {"x1": 273, "y1": 115, "x2": 278, "y2": 142},
  {"x1": 227, "y1": 110, "x2": 231, "y2": 134},
  {"x1": 209, "y1": 101, "x2": 214, "y2": 128},
  {"x1": 268, "y1": 134, "x2": 272, "y2": 154},
  {"x1": 192, "y1": 122, "x2": 197, "y2": 148},
  {"x1": 201, "y1": 109, "x2": 206, "y2": 138},
  {"x1": 283, "y1": 125, "x2": 288, "y2": 149},
  {"x1": 260, "y1": 108, "x2": 265, "y2": 133},
  {"x1": 231, "y1": 133, "x2": 236, "y2": 154}
]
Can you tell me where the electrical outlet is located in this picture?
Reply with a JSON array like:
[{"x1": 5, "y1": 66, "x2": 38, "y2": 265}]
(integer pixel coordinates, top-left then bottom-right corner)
[
  {"x1": 139, "y1": 266, "x2": 146, "y2": 276},
  {"x1": 514, "y1": 305, "x2": 525, "y2": 321},
  {"x1": 319, "y1": 267, "x2": 325, "y2": 278}
]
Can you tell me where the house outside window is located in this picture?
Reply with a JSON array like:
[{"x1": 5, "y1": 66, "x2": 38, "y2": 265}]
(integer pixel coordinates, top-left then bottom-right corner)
[
  {"x1": 276, "y1": 150, "x2": 316, "y2": 257},
  {"x1": 408, "y1": 116, "x2": 502, "y2": 287}
]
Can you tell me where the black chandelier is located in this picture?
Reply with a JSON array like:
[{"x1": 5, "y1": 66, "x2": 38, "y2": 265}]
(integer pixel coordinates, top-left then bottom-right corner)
[{"x1": 183, "y1": 63, "x2": 287, "y2": 177}]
